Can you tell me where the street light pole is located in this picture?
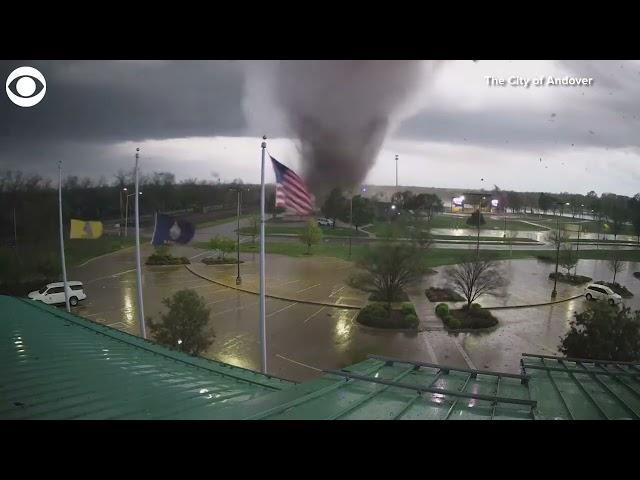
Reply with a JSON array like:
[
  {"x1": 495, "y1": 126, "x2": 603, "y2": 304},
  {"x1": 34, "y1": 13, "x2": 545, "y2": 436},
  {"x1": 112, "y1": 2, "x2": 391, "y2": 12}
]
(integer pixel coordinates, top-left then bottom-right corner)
[
  {"x1": 124, "y1": 191, "x2": 129, "y2": 237},
  {"x1": 395, "y1": 154, "x2": 399, "y2": 189},
  {"x1": 134, "y1": 148, "x2": 146, "y2": 339},
  {"x1": 236, "y1": 188, "x2": 242, "y2": 285}
]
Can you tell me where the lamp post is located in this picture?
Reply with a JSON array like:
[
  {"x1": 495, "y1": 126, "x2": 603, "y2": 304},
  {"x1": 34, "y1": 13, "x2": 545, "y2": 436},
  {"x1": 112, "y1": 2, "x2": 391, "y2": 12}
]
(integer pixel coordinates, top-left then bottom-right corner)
[
  {"x1": 476, "y1": 196, "x2": 485, "y2": 258},
  {"x1": 551, "y1": 202, "x2": 570, "y2": 298},
  {"x1": 395, "y1": 154, "x2": 399, "y2": 190},
  {"x1": 119, "y1": 188, "x2": 125, "y2": 240},
  {"x1": 124, "y1": 190, "x2": 142, "y2": 237},
  {"x1": 229, "y1": 185, "x2": 244, "y2": 285}
]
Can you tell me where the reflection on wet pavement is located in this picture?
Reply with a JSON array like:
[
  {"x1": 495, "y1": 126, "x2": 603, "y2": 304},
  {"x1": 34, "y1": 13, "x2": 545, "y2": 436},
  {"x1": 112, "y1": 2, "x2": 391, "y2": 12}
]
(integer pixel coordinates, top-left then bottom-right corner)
[{"x1": 67, "y1": 244, "x2": 640, "y2": 382}]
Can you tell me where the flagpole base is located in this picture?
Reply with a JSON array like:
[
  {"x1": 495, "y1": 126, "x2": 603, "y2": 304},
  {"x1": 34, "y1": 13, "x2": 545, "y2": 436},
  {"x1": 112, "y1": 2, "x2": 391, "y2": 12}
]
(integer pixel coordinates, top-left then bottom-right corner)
[{"x1": 236, "y1": 276, "x2": 242, "y2": 285}]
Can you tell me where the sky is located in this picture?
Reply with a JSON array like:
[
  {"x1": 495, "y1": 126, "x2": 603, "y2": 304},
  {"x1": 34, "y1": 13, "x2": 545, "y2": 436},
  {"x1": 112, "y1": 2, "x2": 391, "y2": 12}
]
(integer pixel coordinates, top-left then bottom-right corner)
[{"x1": 1, "y1": 60, "x2": 639, "y2": 196}]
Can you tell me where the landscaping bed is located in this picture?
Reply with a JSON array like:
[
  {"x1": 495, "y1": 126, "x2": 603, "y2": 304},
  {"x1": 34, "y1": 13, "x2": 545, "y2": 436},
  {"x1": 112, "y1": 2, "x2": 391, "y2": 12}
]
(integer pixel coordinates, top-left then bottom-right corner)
[
  {"x1": 548, "y1": 272, "x2": 592, "y2": 285},
  {"x1": 368, "y1": 291, "x2": 410, "y2": 302},
  {"x1": 356, "y1": 303, "x2": 419, "y2": 330},
  {"x1": 425, "y1": 287, "x2": 464, "y2": 302},
  {"x1": 435, "y1": 303, "x2": 498, "y2": 330},
  {"x1": 202, "y1": 257, "x2": 243, "y2": 265},
  {"x1": 146, "y1": 252, "x2": 190, "y2": 265},
  {"x1": 594, "y1": 281, "x2": 634, "y2": 298}
]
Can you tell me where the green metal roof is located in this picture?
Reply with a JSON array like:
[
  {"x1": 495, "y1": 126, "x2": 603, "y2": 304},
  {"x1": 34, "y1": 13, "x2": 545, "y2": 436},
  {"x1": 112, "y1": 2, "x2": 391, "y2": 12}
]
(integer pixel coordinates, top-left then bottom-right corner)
[
  {"x1": 2, "y1": 295, "x2": 639, "y2": 420},
  {"x1": 0, "y1": 296, "x2": 292, "y2": 419}
]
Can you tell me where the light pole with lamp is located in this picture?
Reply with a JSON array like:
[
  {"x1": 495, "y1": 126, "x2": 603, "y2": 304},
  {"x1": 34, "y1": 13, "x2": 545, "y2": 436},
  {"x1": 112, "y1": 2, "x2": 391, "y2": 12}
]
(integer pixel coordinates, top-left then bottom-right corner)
[
  {"x1": 124, "y1": 190, "x2": 142, "y2": 237},
  {"x1": 394, "y1": 155, "x2": 399, "y2": 190},
  {"x1": 229, "y1": 185, "x2": 245, "y2": 285},
  {"x1": 551, "y1": 202, "x2": 571, "y2": 298}
]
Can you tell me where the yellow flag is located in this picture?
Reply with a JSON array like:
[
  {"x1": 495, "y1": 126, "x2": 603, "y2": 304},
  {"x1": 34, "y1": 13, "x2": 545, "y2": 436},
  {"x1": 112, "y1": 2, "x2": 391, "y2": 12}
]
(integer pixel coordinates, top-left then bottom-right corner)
[{"x1": 70, "y1": 219, "x2": 103, "y2": 239}]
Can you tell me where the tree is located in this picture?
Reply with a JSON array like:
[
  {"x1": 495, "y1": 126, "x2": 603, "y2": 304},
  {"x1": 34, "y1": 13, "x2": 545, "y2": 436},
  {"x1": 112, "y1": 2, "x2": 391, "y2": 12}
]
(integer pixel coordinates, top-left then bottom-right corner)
[
  {"x1": 628, "y1": 194, "x2": 640, "y2": 243},
  {"x1": 355, "y1": 242, "x2": 428, "y2": 306},
  {"x1": 466, "y1": 210, "x2": 485, "y2": 227},
  {"x1": 208, "y1": 235, "x2": 236, "y2": 260},
  {"x1": 538, "y1": 192, "x2": 553, "y2": 214},
  {"x1": 247, "y1": 215, "x2": 259, "y2": 245},
  {"x1": 558, "y1": 245, "x2": 578, "y2": 279},
  {"x1": 506, "y1": 191, "x2": 523, "y2": 213},
  {"x1": 148, "y1": 289, "x2": 215, "y2": 356},
  {"x1": 608, "y1": 250, "x2": 627, "y2": 284},
  {"x1": 444, "y1": 258, "x2": 507, "y2": 309},
  {"x1": 299, "y1": 219, "x2": 322, "y2": 254},
  {"x1": 266, "y1": 191, "x2": 285, "y2": 219},
  {"x1": 407, "y1": 218, "x2": 432, "y2": 249},
  {"x1": 321, "y1": 188, "x2": 347, "y2": 227},
  {"x1": 350, "y1": 195, "x2": 375, "y2": 230},
  {"x1": 560, "y1": 302, "x2": 640, "y2": 362}
]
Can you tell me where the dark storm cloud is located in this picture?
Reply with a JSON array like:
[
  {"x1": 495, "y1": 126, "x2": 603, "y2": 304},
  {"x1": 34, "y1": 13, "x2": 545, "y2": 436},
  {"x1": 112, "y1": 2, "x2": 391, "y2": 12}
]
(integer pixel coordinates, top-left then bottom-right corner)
[
  {"x1": 0, "y1": 60, "x2": 247, "y2": 167},
  {"x1": 396, "y1": 60, "x2": 640, "y2": 152},
  {"x1": 396, "y1": 105, "x2": 638, "y2": 151}
]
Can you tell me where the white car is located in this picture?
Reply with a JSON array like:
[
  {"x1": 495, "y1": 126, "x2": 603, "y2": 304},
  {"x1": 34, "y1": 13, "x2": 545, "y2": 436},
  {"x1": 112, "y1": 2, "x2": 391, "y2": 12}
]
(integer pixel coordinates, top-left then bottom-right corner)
[
  {"x1": 584, "y1": 283, "x2": 622, "y2": 305},
  {"x1": 317, "y1": 218, "x2": 333, "y2": 227},
  {"x1": 28, "y1": 281, "x2": 87, "y2": 307}
]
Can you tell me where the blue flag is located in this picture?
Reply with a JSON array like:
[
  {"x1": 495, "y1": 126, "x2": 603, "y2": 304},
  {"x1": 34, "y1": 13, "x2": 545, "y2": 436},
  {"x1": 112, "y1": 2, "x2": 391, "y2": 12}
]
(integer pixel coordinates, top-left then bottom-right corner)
[{"x1": 151, "y1": 213, "x2": 195, "y2": 246}]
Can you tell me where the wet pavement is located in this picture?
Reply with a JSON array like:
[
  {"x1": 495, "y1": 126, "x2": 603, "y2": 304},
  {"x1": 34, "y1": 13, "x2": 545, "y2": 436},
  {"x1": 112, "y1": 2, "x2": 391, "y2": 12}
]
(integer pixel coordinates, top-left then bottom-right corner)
[{"x1": 64, "y1": 222, "x2": 640, "y2": 382}]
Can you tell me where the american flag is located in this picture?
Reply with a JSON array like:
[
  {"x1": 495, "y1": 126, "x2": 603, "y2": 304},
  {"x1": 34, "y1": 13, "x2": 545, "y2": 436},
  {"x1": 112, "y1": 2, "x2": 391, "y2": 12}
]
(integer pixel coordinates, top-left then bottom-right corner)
[{"x1": 270, "y1": 155, "x2": 315, "y2": 215}]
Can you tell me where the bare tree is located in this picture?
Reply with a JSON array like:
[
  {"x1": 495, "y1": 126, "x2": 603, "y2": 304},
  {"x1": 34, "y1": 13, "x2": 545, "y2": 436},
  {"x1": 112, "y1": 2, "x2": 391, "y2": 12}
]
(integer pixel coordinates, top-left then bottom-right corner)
[
  {"x1": 608, "y1": 250, "x2": 627, "y2": 284},
  {"x1": 444, "y1": 258, "x2": 507, "y2": 309},
  {"x1": 355, "y1": 242, "x2": 428, "y2": 306},
  {"x1": 558, "y1": 245, "x2": 578, "y2": 279}
]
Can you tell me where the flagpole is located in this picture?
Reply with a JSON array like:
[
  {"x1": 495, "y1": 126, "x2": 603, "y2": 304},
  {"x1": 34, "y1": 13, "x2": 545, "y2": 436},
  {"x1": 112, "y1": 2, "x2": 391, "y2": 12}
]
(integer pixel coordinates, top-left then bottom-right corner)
[
  {"x1": 58, "y1": 161, "x2": 70, "y2": 313},
  {"x1": 259, "y1": 135, "x2": 267, "y2": 373},
  {"x1": 134, "y1": 148, "x2": 147, "y2": 339}
]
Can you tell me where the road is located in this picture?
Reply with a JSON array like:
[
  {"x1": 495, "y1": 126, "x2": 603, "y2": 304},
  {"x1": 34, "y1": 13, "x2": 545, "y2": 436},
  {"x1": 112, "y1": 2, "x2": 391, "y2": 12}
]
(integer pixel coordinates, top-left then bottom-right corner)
[{"x1": 62, "y1": 218, "x2": 640, "y2": 382}]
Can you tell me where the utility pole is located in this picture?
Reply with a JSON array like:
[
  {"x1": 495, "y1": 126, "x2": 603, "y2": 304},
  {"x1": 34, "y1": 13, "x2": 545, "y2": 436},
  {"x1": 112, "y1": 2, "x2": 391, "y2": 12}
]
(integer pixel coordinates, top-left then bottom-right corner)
[
  {"x1": 57, "y1": 161, "x2": 70, "y2": 313},
  {"x1": 395, "y1": 154, "x2": 399, "y2": 189},
  {"x1": 231, "y1": 186, "x2": 242, "y2": 285},
  {"x1": 258, "y1": 136, "x2": 267, "y2": 374},
  {"x1": 134, "y1": 148, "x2": 146, "y2": 338}
]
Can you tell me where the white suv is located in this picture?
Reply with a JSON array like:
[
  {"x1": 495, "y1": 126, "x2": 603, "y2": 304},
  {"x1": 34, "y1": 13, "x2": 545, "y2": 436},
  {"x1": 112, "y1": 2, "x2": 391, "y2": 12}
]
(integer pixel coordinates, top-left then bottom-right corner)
[
  {"x1": 584, "y1": 283, "x2": 622, "y2": 305},
  {"x1": 317, "y1": 218, "x2": 333, "y2": 227},
  {"x1": 28, "y1": 281, "x2": 87, "y2": 307}
]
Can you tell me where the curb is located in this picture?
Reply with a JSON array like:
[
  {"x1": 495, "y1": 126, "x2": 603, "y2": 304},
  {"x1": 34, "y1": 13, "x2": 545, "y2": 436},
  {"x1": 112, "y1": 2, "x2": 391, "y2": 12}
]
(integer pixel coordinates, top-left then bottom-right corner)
[
  {"x1": 485, "y1": 294, "x2": 584, "y2": 310},
  {"x1": 184, "y1": 265, "x2": 363, "y2": 310},
  {"x1": 76, "y1": 245, "x2": 136, "y2": 268}
]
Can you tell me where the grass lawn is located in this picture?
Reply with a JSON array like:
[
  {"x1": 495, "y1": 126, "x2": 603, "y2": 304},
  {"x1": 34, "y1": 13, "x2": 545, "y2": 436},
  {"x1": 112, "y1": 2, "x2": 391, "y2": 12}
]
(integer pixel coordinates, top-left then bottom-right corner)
[
  {"x1": 432, "y1": 234, "x2": 539, "y2": 243},
  {"x1": 520, "y1": 215, "x2": 637, "y2": 236},
  {"x1": 196, "y1": 213, "x2": 253, "y2": 229},
  {"x1": 236, "y1": 241, "x2": 640, "y2": 268},
  {"x1": 238, "y1": 225, "x2": 368, "y2": 237},
  {"x1": 364, "y1": 216, "x2": 547, "y2": 238},
  {"x1": 428, "y1": 214, "x2": 548, "y2": 231},
  {"x1": 65, "y1": 236, "x2": 136, "y2": 266}
]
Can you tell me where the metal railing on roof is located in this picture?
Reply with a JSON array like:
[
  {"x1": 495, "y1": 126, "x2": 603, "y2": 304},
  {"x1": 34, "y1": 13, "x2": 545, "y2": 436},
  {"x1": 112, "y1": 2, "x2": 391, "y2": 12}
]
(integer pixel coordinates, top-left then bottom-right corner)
[
  {"x1": 323, "y1": 369, "x2": 537, "y2": 409},
  {"x1": 369, "y1": 354, "x2": 530, "y2": 384}
]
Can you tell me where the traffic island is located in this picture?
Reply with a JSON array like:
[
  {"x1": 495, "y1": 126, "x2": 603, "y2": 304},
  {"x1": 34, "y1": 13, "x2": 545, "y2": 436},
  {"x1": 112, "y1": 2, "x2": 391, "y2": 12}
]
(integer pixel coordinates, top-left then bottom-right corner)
[
  {"x1": 548, "y1": 272, "x2": 592, "y2": 285},
  {"x1": 356, "y1": 303, "x2": 419, "y2": 330},
  {"x1": 146, "y1": 252, "x2": 190, "y2": 265},
  {"x1": 435, "y1": 303, "x2": 499, "y2": 331},
  {"x1": 594, "y1": 280, "x2": 634, "y2": 298}
]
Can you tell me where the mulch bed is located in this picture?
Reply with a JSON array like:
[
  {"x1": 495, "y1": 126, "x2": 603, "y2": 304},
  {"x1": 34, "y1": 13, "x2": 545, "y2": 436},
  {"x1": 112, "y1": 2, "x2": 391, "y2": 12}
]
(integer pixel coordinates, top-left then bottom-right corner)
[
  {"x1": 594, "y1": 281, "x2": 634, "y2": 298},
  {"x1": 548, "y1": 272, "x2": 592, "y2": 285},
  {"x1": 425, "y1": 287, "x2": 464, "y2": 302}
]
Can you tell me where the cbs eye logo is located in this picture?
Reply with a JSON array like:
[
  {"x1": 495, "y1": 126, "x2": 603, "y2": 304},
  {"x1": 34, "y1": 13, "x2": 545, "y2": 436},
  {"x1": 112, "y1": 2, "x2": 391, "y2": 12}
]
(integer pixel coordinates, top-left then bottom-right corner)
[{"x1": 6, "y1": 66, "x2": 46, "y2": 107}]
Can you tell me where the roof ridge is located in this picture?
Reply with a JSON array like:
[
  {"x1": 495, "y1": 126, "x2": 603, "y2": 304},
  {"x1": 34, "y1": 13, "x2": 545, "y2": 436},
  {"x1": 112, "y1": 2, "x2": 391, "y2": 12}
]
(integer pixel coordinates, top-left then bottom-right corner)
[{"x1": 14, "y1": 297, "x2": 293, "y2": 389}]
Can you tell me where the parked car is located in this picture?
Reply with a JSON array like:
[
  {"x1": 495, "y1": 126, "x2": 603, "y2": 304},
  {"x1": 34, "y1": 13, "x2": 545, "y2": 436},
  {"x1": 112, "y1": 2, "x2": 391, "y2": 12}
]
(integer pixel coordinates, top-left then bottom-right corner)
[
  {"x1": 28, "y1": 281, "x2": 87, "y2": 307},
  {"x1": 317, "y1": 218, "x2": 332, "y2": 227},
  {"x1": 584, "y1": 283, "x2": 622, "y2": 305}
]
